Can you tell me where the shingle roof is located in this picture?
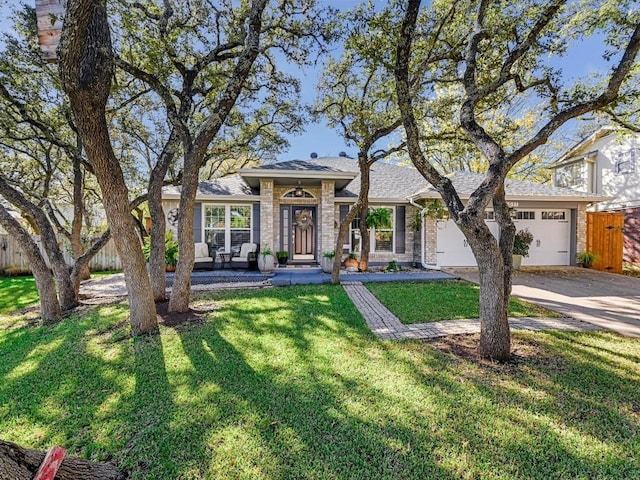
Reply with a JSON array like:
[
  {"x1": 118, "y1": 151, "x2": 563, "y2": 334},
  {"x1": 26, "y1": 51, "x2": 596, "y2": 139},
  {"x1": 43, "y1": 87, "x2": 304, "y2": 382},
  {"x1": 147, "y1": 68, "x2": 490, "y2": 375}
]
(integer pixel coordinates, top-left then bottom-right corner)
[
  {"x1": 163, "y1": 174, "x2": 258, "y2": 198},
  {"x1": 258, "y1": 159, "x2": 346, "y2": 172},
  {"x1": 300, "y1": 157, "x2": 426, "y2": 199},
  {"x1": 411, "y1": 171, "x2": 606, "y2": 199},
  {"x1": 163, "y1": 157, "x2": 603, "y2": 202}
]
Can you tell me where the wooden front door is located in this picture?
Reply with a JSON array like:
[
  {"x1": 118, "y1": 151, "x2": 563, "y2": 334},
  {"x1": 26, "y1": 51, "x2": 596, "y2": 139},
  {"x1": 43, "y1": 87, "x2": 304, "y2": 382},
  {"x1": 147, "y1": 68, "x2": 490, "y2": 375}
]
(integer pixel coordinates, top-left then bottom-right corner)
[
  {"x1": 292, "y1": 206, "x2": 316, "y2": 261},
  {"x1": 587, "y1": 212, "x2": 624, "y2": 273}
]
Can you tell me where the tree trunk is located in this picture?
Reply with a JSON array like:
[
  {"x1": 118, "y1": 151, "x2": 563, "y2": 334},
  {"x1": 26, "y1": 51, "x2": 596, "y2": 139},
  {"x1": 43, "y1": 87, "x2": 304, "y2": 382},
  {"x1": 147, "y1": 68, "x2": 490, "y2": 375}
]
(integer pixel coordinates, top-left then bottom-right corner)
[
  {"x1": 0, "y1": 440, "x2": 125, "y2": 480},
  {"x1": 146, "y1": 133, "x2": 177, "y2": 302},
  {"x1": 71, "y1": 152, "x2": 91, "y2": 281},
  {"x1": 460, "y1": 213, "x2": 511, "y2": 361},
  {"x1": 0, "y1": 177, "x2": 77, "y2": 311},
  {"x1": 71, "y1": 230, "x2": 111, "y2": 294},
  {"x1": 0, "y1": 206, "x2": 61, "y2": 323},
  {"x1": 168, "y1": 155, "x2": 197, "y2": 312},
  {"x1": 59, "y1": 0, "x2": 157, "y2": 335}
]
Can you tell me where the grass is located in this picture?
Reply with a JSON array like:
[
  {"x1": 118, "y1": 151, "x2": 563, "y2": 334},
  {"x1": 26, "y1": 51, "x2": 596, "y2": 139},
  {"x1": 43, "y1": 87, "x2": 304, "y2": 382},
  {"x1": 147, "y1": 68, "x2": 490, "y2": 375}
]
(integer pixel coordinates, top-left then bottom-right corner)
[
  {"x1": 0, "y1": 270, "x2": 120, "y2": 315},
  {"x1": 0, "y1": 276, "x2": 39, "y2": 314},
  {"x1": 0, "y1": 285, "x2": 639, "y2": 479},
  {"x1": 366, "y1": 280, "x2": 560, "y2": 323}
]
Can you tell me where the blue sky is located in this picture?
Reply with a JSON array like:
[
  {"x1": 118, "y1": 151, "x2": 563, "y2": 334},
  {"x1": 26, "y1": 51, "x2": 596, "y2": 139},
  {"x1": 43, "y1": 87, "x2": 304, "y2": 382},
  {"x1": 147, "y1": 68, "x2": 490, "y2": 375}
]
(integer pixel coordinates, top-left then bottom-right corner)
[{"x1": 0, "y1": 0, "x2": 617, "y2": 162}]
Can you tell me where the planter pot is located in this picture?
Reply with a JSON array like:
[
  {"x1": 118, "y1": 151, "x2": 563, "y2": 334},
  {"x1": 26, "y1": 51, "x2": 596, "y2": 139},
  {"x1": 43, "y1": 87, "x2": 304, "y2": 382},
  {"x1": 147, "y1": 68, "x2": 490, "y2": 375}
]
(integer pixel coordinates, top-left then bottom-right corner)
[
  {"x1": 165, "y1": 265, "x2": 176, "y2": 272},
  {"x1": 358, "y1": 259, "x2": 368, "y2": 272},
  {"x1": 321, "y1": 256, "x2": 334, "y2": 273},
  {"x1": 344, "y1": 258, "x2": 358, "y2": 270},
  {"x1": 277, "y1": 256, "x2": 288, "y2": 266},
  {"x1": 512, "y1": 254, "x2": 522, "y2": 270},
  {"x1": 258, "y1": 254, "x2": 276, "y2": 273}
]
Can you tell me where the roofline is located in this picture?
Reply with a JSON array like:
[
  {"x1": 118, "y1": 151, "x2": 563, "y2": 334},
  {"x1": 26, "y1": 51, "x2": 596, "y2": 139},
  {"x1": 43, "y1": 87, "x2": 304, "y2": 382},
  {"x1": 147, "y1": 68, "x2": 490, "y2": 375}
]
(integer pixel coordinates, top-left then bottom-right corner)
[
  {"x1": 550, "y1": 126, "x2": 620, "y2": 167},
  {"x1": 336, "y1": 197, "x2": 412, "y2": 204},
  {"x1": 163, "y1": 194, "x2": 259, "y2": 201},
  {"x1": 408, "y1": 192, "x2": 611, "y2": 202},
  {"x1": 238, "y1": 169, "x2": 358, "y2": 181}
]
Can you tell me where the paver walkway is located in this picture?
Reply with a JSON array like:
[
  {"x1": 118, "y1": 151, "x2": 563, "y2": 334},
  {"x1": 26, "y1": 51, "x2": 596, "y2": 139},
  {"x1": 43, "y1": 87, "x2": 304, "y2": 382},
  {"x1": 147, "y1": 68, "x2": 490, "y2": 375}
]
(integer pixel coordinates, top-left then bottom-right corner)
[{"x1": 342, "y1": 281, "x2": 603, "y2": 340}]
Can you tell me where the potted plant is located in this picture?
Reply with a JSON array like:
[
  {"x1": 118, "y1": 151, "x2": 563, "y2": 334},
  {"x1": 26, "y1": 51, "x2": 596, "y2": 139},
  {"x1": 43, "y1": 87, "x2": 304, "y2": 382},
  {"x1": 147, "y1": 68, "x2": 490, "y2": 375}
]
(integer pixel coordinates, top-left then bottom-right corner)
[
  {"x1": 276, "y1": 251, "x2": 289, "y2": 267},
  {"x1": 321, "y1": 251, "x2": 335, "y2": 273},
  {"x1": 258, "y1": 243, "x2": 276, "y2": 273},
  {"x1": 512, "y1": 228, "x2": 534, "y2": 270},
  {"x1": 577, "y1": 251, "x2": 599, "y2": 268},
  {"x1": 344, "y1": 252, "x2": 359, "y2": 271}
]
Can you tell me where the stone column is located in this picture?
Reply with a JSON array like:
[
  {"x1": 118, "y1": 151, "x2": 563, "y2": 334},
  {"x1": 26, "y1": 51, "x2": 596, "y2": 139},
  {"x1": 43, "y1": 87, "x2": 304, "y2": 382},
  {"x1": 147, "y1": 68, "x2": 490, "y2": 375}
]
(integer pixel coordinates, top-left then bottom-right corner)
[
  {"x1": 320, "y1": 180, "x2": 335, "y2": 254},
  {"x1": 260, "y1": 179, "x2": 274, "y2": 250}
]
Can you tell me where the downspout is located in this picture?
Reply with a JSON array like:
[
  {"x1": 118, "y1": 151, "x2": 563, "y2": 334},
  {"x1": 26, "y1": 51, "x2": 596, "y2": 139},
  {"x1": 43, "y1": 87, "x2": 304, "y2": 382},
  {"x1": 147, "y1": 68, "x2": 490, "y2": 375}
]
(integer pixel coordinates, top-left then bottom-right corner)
[{"x1": 408, "y1": 196, "x2": 441, "y2": 270}]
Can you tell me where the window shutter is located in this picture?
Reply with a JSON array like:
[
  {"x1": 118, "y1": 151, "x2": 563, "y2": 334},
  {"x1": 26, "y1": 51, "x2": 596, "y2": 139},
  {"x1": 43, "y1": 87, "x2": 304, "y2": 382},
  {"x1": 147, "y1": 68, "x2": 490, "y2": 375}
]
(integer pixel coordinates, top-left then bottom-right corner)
[
  {"x1": 395, "y1": 206, "x2": 405, "y2": 253},
  {"x1": 193, "y1": 203, "x2": 202, "y2": 242}
]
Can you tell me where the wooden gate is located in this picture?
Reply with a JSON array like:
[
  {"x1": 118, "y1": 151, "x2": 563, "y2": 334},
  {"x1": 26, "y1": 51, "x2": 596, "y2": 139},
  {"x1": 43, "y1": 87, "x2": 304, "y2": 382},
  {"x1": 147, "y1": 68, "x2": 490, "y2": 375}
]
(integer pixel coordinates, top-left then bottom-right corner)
[{"x1": 586, "y1": 212, "x2": 624, "y2": 273}]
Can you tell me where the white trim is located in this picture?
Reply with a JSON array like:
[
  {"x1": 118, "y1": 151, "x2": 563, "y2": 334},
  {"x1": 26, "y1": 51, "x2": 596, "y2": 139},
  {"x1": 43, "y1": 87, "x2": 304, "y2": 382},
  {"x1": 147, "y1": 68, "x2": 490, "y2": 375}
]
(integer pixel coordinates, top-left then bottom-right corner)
[{"x1": 202, "y1": 203, "x2": 253, "y2": 252}]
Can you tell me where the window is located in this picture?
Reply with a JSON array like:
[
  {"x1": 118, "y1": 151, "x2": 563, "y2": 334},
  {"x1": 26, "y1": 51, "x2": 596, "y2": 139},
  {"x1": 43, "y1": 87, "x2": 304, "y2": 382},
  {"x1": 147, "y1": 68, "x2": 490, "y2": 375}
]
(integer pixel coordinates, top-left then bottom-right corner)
[
  {"x1": 514, "y1": 211, "x2": 535, "y2": 220},
  {"x1": 348, "y1": 207, "x2": 395, "y2": 253},
  {"x1": 283, "y1": 189, "x2": 314, "y2": 198},
  {"x1": 615, "y1": 149, "x2": 637, "y2": 174},
  {"x1": 542, "y1": 211, "x2": 566, "y2": 220},
  {"x1": 204, "y1": 206, "x2": 225, "y2": 252},
  {"x1": 555, "y1": 161, "x2": 585, "y2": 188},
  {"x1": 372, "y1": 207, "x2": 394, "y2": 252},
  {"x1": 204, "y1": 205, "x2": 252, "y2": 253},
  {"x1": 230, "y1": 206, "x2": 251, "y2": 252},
  {"x1": 484, "y1": 211, "x2": 495, "y2": 220}
]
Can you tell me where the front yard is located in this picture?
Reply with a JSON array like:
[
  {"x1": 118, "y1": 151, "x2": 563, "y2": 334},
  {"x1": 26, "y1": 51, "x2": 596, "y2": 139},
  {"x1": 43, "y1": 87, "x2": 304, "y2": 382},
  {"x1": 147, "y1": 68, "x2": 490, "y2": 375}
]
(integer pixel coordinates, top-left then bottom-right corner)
[
  {"x1": 367, "y1": 280, "x2": 559, "y2": 323},
  {"x1": 1, "y1": 284, "x2": 639, "y2": 479}
]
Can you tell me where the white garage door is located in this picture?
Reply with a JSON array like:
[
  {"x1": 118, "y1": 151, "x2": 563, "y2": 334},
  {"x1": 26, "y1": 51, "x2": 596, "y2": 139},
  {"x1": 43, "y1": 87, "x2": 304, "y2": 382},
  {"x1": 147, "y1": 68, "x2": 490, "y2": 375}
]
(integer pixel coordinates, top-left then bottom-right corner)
[
  {"x1": 514, "y1": 210, "x2": 570, "y2": 266},
  {"x1": 436, "y1": 218, "x2": 499, "y2": 267},
  {"x1": 436, "y1": 209, "x2": 571, "y2": 267}
]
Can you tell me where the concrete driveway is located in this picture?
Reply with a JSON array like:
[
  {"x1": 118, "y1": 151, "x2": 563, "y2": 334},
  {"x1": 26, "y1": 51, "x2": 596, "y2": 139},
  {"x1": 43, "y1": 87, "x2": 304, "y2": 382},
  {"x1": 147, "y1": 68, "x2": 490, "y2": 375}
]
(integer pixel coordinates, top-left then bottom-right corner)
[{"x1": 447, "y1": 267, "x2": 640, "y2": 337}]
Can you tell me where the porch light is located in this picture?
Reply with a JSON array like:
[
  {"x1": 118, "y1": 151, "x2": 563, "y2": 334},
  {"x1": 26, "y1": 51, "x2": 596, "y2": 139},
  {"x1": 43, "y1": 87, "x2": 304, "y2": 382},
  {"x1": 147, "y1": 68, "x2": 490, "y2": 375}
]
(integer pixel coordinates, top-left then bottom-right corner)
[{"x1": 294, "y1": 183, "x2": 304, "y2": 197}]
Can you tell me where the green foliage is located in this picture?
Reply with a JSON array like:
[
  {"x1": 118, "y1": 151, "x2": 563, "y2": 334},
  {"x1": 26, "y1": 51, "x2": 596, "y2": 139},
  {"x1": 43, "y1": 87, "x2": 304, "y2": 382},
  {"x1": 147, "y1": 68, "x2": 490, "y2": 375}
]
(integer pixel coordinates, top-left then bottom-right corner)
[
  {"x1": 260, "y1": 242, "x2": 272, "y2": 257},
  {"x1": 322, "y1": 251, "x2": 336, "y2": 259},
  {"x1": 386, "y1": 260, "x2": 401, "y2": 272},
  {"x1": 367, "y1": 280, "x2": 560, "y2": 323},
  {"x1": 142, "y1": 231, "x2": 179, "y2": 266},
  {"x1": 577, "y1": 251, "x2": 600, "y2": 267},
  {"x1": 513, "y1": 229, "x2": 534, "y2": 257},
  {"x1": 366, "y1": 207, "x2": 392, "y2": 229},
  {"x1": 276, "y1": 251, "x2": 289, "y2": 260},
  {"x1": 1, "y1": 287, "x2": 638, "y2": 479}
]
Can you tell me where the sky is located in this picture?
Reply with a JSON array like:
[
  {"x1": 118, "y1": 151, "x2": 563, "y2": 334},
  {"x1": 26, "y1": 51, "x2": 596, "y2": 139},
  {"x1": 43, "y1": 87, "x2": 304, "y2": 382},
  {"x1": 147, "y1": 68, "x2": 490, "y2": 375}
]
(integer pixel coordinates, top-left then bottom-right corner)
[{"x1": 0, "y1": 0, "x2": 621, "y2": 163}]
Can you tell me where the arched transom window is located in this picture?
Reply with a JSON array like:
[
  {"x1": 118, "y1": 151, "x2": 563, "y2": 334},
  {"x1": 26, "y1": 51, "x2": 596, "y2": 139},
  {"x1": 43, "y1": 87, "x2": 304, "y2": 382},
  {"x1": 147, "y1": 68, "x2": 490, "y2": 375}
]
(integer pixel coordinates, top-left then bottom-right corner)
[{"x1": 282, "y1": 188, "x2": 314, "y2": 199}]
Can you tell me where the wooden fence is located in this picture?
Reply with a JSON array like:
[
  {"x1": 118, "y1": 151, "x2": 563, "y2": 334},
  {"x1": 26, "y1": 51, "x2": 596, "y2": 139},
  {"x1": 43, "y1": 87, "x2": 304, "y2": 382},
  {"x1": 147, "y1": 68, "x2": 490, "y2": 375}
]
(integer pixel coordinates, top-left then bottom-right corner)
[
  {"x1": 586, "y1": 212, "x2": 624, "y2": 274},
  {"x1": 0, "y1": 234, "x2": 122, "y2": 274}
]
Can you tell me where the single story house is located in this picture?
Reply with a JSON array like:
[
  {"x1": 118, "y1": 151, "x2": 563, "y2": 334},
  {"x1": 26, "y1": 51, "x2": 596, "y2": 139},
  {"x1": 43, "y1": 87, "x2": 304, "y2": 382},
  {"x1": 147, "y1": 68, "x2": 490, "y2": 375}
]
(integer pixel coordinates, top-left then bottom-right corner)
[{"x1": 161, "y1": 155, "x2": 607, "y2": 268}]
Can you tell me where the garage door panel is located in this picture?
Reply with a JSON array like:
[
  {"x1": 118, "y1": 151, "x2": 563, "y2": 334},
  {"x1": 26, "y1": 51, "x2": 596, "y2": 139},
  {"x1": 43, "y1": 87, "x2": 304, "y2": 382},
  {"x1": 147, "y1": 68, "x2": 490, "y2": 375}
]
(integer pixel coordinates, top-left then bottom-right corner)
[{"x1": 436, "y1": 209, "x2": 571, "y2": 267}]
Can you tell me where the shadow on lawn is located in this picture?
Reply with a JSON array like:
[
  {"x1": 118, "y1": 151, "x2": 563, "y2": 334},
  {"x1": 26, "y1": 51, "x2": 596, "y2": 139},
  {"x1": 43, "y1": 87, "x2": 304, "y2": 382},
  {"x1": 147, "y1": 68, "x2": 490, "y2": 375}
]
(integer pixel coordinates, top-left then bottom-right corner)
[{"x1": 1, "y1": 286, "x2": 639, "y2": 479}]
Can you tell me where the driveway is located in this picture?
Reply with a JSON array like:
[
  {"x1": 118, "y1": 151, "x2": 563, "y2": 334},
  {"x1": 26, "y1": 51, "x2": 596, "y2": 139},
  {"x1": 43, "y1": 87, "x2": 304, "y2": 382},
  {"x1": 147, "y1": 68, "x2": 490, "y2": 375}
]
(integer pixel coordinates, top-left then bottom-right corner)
[{"x1": 447, "y1": 267, "x2": 640, "y2": 337}]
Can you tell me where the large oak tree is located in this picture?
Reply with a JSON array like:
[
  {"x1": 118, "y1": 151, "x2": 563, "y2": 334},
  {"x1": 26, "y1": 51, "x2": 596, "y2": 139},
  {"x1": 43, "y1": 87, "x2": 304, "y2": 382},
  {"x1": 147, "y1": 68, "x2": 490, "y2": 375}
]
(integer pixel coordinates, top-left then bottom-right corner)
[{"x1": 394, "y1": 0, "x2": 640, "y2": 359}]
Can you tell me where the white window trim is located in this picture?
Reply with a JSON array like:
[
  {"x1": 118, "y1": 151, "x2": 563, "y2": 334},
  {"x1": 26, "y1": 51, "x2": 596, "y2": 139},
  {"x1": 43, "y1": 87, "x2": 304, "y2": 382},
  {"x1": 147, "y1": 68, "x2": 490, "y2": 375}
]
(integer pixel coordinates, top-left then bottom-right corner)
[
  {"x1": 202, "y1": 204, "x2": 253, "y2": 252},
  {"x1": 348, "y1": 206, "x2": 396, "y2": 254}
]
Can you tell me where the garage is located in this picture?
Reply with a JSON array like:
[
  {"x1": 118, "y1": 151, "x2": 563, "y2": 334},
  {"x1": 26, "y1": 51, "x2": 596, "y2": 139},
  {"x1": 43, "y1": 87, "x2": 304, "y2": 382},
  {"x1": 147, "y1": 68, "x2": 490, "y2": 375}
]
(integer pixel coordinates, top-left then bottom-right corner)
[{"x1": 435, "y1": 209, "x2": 571, "y2": 267}]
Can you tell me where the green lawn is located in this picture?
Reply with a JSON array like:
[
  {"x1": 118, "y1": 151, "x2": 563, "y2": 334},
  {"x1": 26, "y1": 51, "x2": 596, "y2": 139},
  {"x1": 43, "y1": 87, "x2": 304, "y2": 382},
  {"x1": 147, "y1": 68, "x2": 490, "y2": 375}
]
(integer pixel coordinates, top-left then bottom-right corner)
[
  {"x1": 366, "y1": 280, "x2": 559, "y2": 323},
  {"x1": 1, "y1": 285, "x2": 639, "y2": 479},
  {"x1": 0, "y1": 271, "x2": 120, "y2": 315},
  {"x1": 0, "y1": 276, "x2": 39, "y2": 314}
]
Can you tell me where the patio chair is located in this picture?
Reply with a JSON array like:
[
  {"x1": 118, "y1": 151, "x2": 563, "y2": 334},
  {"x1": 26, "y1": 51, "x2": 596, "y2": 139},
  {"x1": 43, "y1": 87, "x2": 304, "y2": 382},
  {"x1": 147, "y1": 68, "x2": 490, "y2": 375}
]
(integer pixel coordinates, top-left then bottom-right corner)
[
  {"x1": 193, "y1": 242, "x2": 214, "y2": 270},
  {"x1": 230, "y1": 242, "x2": 258, "y2": 269}
]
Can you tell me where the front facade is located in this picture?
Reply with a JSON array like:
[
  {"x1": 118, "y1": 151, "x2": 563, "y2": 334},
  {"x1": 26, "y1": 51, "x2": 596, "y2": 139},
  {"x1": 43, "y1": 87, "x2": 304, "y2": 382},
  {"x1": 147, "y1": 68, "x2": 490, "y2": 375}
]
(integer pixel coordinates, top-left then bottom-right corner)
[
  {"x1": 549, "y1": 127, "x2": 640, "y2": 263},
  {"x1": 162, "y1": 156, "x2": 605, "y2": 268}
]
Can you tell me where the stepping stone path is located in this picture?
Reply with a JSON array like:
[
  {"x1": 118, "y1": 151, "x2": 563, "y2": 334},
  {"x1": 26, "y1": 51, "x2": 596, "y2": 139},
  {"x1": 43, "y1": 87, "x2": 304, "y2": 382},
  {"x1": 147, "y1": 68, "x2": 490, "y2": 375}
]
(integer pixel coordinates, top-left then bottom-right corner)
[{"x1": 342, "y1": 282, "x2": 603, "y2": 340}]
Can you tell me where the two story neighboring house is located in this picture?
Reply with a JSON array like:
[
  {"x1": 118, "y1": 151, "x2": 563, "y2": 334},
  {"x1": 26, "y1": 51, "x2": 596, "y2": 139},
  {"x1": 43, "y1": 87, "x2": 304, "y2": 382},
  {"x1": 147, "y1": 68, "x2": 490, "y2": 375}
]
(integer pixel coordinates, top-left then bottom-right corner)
[{"x1": 549, "y1": 126, "x2": 640, "y2": 263}]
